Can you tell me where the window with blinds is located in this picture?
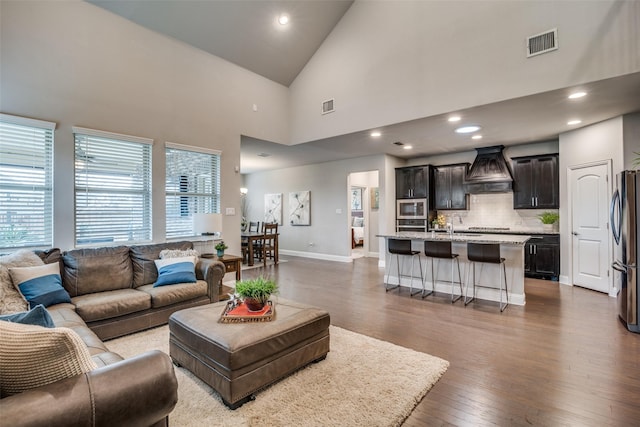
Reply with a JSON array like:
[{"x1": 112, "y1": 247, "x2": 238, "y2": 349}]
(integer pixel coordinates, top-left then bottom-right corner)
[
  {"x1": 0, "y1": 114, "x2": 56, "y2": 250},
  {"x1": 165, "y1": 143, "x2": 221, "y2": 239},
  {"x1": 73, "y1": 127, "x2": 153, "y2": 246}
]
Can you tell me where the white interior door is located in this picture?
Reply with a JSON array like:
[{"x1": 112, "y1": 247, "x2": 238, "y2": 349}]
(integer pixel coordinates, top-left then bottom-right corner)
[{"x1": 570, "y1": 163, "x2": 611, "y2": 293}]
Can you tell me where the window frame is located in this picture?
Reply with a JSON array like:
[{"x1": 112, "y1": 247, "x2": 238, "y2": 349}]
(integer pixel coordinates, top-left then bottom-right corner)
[
  {"x1": 0, "y1": 113, "x2": 56, "y2": 250},
  {"x1": 72, "y1": 126, "x2": 153, "y2": 247},
  {"x1": 165, "y1": 142, "x2": 221, "y2": 239}
]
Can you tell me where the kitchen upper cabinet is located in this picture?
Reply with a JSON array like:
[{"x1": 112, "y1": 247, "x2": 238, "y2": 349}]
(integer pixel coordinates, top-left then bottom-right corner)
[
  {"x1": 434, "y1": 163, "x2": 469, "y2": 210},
  {"x1": 524, "y1": 234, "x2": 559, "y2": 280},
  {"x1": 512, "y1": 154, "x2": 559, "y2": 209},
  {"x1": 396, "y1": 165, "x2": 432, "y2": 199}
]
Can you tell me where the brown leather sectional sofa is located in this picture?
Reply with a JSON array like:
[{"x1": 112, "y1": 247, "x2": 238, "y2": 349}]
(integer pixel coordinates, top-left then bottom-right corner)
[{"x1": 0, "y1": 241, "x2": 226, "y2": 426}]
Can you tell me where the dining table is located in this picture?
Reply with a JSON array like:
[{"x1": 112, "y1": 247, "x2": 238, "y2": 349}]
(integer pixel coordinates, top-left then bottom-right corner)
[{"x1": 241, "y1": 231, "x2": 279, "y2": 266}]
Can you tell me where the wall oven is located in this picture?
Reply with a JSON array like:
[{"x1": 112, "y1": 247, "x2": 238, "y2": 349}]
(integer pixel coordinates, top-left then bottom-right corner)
[{"x1": 396, "y1": 198, "x2": 428, "y2": 219}]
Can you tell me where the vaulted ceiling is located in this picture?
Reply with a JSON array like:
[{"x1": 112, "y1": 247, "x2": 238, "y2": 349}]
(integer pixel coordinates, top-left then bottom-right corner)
[{"x1": 88, "y1": 1, "x2": 640, "y2": 174}]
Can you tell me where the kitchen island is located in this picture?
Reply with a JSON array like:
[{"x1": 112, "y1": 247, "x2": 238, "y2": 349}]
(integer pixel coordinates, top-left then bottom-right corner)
[{"x1": 378, "y1": 231, "x2": 531, "y2": 306}]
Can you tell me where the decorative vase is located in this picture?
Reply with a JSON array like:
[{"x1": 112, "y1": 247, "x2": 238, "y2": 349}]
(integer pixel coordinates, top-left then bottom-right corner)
[
  {"x1": 543, "y1": 224, "x2": 553, "y2": 232},
  {"x1": 244, "y1": 297, "x2": 265, "y2": 312},
  {"x1": 217, "y1": 249, "x2": 225, "y2": 257}
]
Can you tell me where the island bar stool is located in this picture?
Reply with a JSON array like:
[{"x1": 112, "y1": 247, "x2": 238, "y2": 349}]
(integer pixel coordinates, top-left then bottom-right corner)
[
  {"x1": 465, "y1": 242, "x2": 508, "y2": 312},
  {"x1": 423, "y1": 240, "x2": 463, "y2": 302},
  {"x1": 385, "y1": 239, "x2": 424, "y2": 296}
]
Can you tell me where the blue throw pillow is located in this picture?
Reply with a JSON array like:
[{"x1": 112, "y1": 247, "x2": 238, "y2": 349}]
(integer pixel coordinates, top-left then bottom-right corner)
[
  {"x1": 153, "y1": 256, "x2": 197, "y2": 287},
  {"x1": 0, "y1": 304, "x2": 55, "y2": 328},
  {"x1": 8, "y1": 263, "x2": 71, "y2": 309}
]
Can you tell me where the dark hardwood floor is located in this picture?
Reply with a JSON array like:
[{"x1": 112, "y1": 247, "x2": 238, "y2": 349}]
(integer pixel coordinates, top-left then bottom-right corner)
[{"x1": 240, "y1": 255, "x2": 640, "y2": 426}]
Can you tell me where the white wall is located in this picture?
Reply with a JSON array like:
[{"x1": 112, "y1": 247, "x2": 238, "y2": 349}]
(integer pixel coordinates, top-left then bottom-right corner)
[
  {"x1": 290, "y1": 0, "x2": 640, "y2": 144},
  {"x1": 558, "y1": 117, "x2": 625, "y2": 285},
  {"x1": 243, "y1": 155, "x2": 391, "y2": 261},
  {"x1": 0, "y1": 1, "x2": 289, "y2": 253}
]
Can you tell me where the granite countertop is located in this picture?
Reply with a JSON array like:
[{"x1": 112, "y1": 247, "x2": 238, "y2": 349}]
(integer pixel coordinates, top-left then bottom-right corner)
[
  {"x1": 429, "y1": 226, "x2": 559, "y2": 236},
  {"x1": 377, "y1": 231, "x2": 530, "y2": 245}
]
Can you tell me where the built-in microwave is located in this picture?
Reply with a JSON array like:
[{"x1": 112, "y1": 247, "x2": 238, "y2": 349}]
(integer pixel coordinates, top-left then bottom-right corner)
[{"x1": 397, "y1": 198, "x2": 428, "y2": 219}]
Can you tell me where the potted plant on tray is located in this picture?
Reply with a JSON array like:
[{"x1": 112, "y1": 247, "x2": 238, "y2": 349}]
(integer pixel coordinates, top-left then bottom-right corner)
[
  {"x1": 539, "y1": 211, "x2": 559, "y2": 231},
  {"x1": 235, "y1": 276, "x2": 278, "y2": 312},
  {"x1": 215, "y1": 241, "x2": 228, "y2": 257}
]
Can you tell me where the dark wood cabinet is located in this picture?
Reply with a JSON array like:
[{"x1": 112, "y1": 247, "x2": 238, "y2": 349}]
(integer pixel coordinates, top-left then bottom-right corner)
[
  {"x1": 524, "y1": 234, "x2": 559, "y2": 280},
  {"x1": 434, "y1": 163, "x2": 469, "y2": 210},
  {"x1": 395, "y1": 165, "x2": 432, "y2": 199},
  {"x1": 512, "y1": 154, "x2": 559, "y2": 209}
]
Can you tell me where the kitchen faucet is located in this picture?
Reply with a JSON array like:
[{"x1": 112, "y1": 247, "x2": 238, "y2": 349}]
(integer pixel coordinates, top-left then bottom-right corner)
[{"x1": 451, "y1": 213, "x2": 463, "y2": 224}]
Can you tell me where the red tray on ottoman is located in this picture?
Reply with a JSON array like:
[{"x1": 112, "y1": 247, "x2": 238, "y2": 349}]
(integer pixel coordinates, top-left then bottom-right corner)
[{"x1": 169, "y1": 298, "x2": 330, "y2": 409}]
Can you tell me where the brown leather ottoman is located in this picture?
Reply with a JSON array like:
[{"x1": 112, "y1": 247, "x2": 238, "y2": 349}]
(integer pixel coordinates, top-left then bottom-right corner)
[{"x1": 169, "y1": 298, "x2": 330, "y2": 409}]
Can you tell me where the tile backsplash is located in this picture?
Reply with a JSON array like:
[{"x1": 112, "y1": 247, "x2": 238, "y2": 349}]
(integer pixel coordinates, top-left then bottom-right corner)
[{"x1": 443, "y1": 193, "x2": 557, "y2": 232}]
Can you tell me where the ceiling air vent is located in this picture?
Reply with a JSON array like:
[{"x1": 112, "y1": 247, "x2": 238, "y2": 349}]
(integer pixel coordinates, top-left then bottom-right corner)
[
  {"x1": 321, "y1": 99, "x2": 334, "y2": 115},
  {"x1": 527, "y1": 28, "x2": 558, "y2": 57}
]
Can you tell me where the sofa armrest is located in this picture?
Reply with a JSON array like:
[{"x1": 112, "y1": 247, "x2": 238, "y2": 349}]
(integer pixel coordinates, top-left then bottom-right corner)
[
  {"x1": 0, "y1": 350, "x2": 178, "y2": 427},
  {"x1": 195, "y1": 257, "x2": 226, "y2": 302}
]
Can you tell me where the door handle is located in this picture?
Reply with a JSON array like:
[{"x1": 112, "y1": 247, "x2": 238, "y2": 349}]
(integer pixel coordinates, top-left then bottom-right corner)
[
  {"x1": 572, "y1": 231, "x2": 579, "y2": 236},
  {"x1": 610, "y1": 189, "x2": 621, "y2": 245}
]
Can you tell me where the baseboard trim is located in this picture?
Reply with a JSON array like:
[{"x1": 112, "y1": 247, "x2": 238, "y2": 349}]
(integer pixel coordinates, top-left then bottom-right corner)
[
  {"x1": 279, "y1": 249, "x2": 353, "y2": 263},
  {"x1": 559, "y1": 275, "x2": 570, "y2": 285}
]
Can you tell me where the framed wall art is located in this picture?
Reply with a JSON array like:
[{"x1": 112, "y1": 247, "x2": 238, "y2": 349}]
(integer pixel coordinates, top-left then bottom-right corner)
[
  {"x1": 264, "y1": 193, "x2": 282, "y2": 225},
  {"x1": 351, "y1": 187, "x2": 363, "y2": 210},
  {"x1": 370, "y1": 187, "x2": 379, "y2": 210},
  {"x1": 289, "y1": 190, "x2": 310, "y2": 226}
]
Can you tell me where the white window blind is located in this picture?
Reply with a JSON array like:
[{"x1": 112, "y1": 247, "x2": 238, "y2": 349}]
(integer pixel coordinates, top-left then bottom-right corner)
[
  {"x1": 73, "y1": 127, "x2": 152, "y2": 246},
  {"x1": 165, "y1": 142, "x2": 221, "y2": 239},
  {"x1": 0, "y1": 114, "x2": 56, "y2": 250}
]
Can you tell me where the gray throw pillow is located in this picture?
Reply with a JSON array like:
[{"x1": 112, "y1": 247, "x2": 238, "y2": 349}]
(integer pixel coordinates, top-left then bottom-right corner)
[{"x1": 0, "y1": 304, "x2": 54, "y2": 328}]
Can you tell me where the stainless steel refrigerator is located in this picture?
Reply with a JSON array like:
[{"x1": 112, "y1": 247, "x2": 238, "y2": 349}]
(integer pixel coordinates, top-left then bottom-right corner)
[{"x1": 611, "y1": 170, "x2": 638, "y2": 333}]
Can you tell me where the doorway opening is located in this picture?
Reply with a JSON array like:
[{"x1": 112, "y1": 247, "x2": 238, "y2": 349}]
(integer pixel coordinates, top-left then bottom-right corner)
[{"x1": 348, "y1": 170, "x2": 380, "y2": 259}]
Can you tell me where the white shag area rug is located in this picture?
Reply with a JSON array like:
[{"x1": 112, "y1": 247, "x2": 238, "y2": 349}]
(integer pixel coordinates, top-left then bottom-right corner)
[{"x1": 107, "y1": 325, "x2": 449, "y2": 427}]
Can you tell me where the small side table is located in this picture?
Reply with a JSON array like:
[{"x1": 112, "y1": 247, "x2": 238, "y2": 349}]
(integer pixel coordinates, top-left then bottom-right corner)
[{"x1": 205, "y1": 253, "x2": 242, "y2": 282}]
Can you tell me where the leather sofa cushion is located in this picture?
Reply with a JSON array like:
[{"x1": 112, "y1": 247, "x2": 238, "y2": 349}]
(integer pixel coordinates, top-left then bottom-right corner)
[
  {"x1": 72, "y1": 289, "x2": 151, "y2": 322},
  {"x1": 47, "y1": 304, "x2": 112, "y2": 356},
  {"x1": 130, "y1": 241, "x2": 193, "y2": 288},
  {"x1": 62, "y1": 246, "x2": 132, "y2": 296},
  {"x1": 137, "y1": 280, "x2": 208, "y2": 308}
]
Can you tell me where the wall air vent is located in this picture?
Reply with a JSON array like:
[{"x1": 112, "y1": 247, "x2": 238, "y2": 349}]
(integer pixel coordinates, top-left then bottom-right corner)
[
  {"x1": 527, "y1": 28, "x2": 558, "y2": 57},
  {"x1": 321, "y1": 99, "x2": 335, "y2": 115}
]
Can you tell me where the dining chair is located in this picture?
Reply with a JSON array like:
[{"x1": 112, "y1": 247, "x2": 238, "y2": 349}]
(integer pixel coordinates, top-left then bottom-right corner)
[
  {"x1": 261, "y1": 223, "x2": 278, "y2": 266},
  {"x1": 241, "y1": 222, "x2": 261, "y2": 264}
]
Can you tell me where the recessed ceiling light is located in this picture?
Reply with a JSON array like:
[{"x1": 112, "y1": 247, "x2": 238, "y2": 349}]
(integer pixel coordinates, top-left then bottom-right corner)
[
  {"x1": 568, "y1": 91, "x2": 587, "y2": 99},
  {"x1": 278, "y1": 14, "x2": 290, "y2": 25},
  {"x1": 567, "y1": 119, "x2": 582, "y2": 125},
  {"x1": 455, "y1": 125, "x2": 481, "y2": 134},
  {"x1": 471, "y1": 135, "x2": 483, "y2": 140},
  {"x1": 448, "y1": 116, "x2": 461, "y2": 122},
  {"x1": 370, "y1": 131, "x2": 381, "y2": 137},
  {"x1": 403, "y1": 145, "x2": 413, "y2": 150}
]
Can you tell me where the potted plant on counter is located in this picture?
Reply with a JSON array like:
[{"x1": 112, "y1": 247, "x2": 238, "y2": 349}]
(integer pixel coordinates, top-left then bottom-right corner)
[
  {"x1": 539, "y1": 211, "x2": 559, "y2": 232},
  {"x1": 235, "y1": 276, "x2": 278, "y2": 312},
  {"x1": 215, "y1": 241, "x2": 228, "y2": 257}
]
